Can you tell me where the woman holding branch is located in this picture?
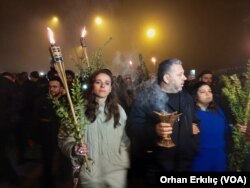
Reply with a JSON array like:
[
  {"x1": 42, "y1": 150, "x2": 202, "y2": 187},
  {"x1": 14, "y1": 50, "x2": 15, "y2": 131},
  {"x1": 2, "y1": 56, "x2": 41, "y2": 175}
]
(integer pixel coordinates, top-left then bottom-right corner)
[{"x1": 58, "y1": 69, "x2": 130, "y2": 188}]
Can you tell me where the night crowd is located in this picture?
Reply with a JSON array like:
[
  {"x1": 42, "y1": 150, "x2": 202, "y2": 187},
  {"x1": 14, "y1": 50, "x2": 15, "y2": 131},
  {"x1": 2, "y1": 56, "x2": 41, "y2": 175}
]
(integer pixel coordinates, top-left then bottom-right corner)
[{"x1": 0, "y1": 58, "x2": 250, "y2": 188}]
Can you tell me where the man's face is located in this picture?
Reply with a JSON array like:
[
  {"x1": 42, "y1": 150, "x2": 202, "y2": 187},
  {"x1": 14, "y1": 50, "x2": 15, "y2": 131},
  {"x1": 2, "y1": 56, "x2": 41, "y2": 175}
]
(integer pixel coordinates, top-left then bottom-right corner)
[
  {"x1": 166, "y1": 64, "x2": 187, "y2": 93},
  {"x1": 49, "y1": 80, "x2": 63, "y2": 98},
  {"x1": 200, "y1": 73, "x2": 213, "y2": 85}
]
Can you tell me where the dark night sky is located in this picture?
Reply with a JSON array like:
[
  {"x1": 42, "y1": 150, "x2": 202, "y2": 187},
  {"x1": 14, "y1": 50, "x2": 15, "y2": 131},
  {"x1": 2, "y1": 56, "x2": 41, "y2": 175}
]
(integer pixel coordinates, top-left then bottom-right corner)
[{"x1": 1, "y1": 0, "x2": 250, "y2": 76}]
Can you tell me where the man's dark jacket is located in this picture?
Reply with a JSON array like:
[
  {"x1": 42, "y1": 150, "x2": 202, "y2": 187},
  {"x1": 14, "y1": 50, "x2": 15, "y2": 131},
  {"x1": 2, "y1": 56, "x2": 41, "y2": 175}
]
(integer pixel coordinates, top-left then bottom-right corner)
[{"x1": 126, "y1": 81, "x2": 200, "y2": 171}]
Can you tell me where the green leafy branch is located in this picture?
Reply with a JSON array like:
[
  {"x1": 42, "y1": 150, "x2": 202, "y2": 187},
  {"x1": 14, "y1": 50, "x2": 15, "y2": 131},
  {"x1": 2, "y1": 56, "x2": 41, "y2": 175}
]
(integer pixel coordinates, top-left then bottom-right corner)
[
  {"x1": 221, "y1": 62, "x2": 250, "y2": 171},
  {"x1": 138, "y1": 53, "x2": 150, "y2": 81},
  {"x1": 228, "y1": 126, "x2": 249, "y2": 171},
  {"x1": 51, "y1": 77, "x2": 92, "y2": 171},
  {"x1": 75, "y1": 37, "x2": 112, "y2": 80},
  {"x1": 221, "y1": 75, "x2": 248, "y2": 125}
]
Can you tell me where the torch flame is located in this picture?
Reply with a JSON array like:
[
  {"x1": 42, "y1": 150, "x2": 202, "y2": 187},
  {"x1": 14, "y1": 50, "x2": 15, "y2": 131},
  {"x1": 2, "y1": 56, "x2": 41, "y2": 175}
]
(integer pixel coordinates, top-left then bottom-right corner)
[
  {"x1": 47, "y1": 27, "x2": 55, "y2": 45},
  {"x1": 81, "y1": 26, "x2": 87, "y2": 38},
  {"x1": 151, "y1": 57, "x2": 156, "y2": 64}
]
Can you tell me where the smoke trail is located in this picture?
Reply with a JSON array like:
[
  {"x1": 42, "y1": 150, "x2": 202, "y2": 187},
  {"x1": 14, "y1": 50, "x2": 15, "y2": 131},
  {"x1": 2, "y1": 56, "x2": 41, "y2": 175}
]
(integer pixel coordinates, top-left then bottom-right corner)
[{"x1": 136, "y1": 80, "x2": 168, "y2": 112}]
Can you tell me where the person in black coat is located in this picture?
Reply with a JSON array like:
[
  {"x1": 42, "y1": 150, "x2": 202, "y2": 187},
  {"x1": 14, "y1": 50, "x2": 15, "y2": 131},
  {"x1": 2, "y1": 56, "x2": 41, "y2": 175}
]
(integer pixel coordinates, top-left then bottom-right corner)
[
  {"x1": 0, "y1": 72, "x2": 21, "y2": 184},
  {"x1": 34, "y1": 76, "x2": 71, "y2": 188},
  {"x1": 126, "y1": 58, "x2": 200, "y2": 187}
]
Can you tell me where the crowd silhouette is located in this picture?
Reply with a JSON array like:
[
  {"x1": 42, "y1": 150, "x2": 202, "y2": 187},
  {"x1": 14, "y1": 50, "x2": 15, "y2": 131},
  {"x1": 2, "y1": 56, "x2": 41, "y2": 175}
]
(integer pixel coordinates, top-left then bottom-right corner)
[{"x1": 0, "y1": 61, "x2": 249, "y2": 188}]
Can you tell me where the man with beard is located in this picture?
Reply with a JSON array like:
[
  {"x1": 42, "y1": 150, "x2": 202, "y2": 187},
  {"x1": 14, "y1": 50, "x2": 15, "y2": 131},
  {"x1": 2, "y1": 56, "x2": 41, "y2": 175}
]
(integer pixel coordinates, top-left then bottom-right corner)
[
  {"x1": 126, "y1": 58, "x2": 200, "y2": 187},
  {"x1": 34, "y1": 76, "x2": 71, "y2": 188}
]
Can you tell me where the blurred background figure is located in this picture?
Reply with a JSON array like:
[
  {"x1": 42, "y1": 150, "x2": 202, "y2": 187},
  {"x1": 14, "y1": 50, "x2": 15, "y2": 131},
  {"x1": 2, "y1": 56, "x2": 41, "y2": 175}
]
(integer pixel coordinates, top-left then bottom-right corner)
[
  {"x1": 0, "y1": 72, "x2": 21, "y2": 185},
  {"x1": 21, "y1": 70, "x2": 41, "y2": 149},
  {"x1": 65, "y1": 69, "x2": 75, "y2": 90},
  {"x1": 197, "y1": 70, "x2": 213, "y2": 85}
]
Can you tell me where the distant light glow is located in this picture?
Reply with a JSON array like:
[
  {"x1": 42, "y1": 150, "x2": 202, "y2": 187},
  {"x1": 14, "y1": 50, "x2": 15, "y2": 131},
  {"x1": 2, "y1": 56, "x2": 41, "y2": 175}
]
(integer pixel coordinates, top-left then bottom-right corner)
[
  {"x1": 39, "y1": 71, "x2": 45, "y2": 76},
  {"x1": 147, "y1": 28, "x2": 155, "y2": 38},
  {"x1": 52, "y1": 16, "x2": 59, "y2": 23},
  {"x1": 95, "y1": 17, "x2": 103, "y2": 25},
  {"x1": 82, "y1": 83, "x2": 88, "y2": 90}
]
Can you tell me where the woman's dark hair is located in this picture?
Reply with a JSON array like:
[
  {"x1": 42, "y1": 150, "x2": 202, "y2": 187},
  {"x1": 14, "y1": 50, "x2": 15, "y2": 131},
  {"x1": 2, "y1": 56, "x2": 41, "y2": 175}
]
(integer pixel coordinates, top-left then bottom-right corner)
[
  {"x1": 192, "y1": 81, "x2": 217, "y2": 112},
  {"x1": 85, "y1": 69, "x2": 120, "y2": 127}
]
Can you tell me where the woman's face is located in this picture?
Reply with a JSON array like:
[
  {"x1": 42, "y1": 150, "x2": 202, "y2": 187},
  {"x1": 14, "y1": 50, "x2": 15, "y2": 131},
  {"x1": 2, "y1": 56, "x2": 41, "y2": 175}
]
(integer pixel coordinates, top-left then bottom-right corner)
[
  {"x1": 93, "y1": 73, "x2": 112, "y2": 100},
  {"x1": 196, "y1": 84, "x2": 213, "y2": 105}
]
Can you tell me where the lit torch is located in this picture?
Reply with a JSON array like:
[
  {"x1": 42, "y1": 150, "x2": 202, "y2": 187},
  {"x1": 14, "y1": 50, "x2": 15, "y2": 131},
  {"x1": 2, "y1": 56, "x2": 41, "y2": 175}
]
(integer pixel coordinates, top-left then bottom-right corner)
[
  {"x1": 129, "y1": 60, "x2": 133, "y2": 74},
  {"x1": 151, "y1": 57, "x2": 157, "y2": 74},
  {"x1": 129, "y1": 60, "x2": 133, "y2": 67},
  {"x1": 47, "y1": 27, "x2": 77, "y2": 125},
  {"x1": 47, "y1": 27, "x2": 91, "y2": 188},
  {"x1": 80, "y1": 26, "x2": 90, "y2": 67}
]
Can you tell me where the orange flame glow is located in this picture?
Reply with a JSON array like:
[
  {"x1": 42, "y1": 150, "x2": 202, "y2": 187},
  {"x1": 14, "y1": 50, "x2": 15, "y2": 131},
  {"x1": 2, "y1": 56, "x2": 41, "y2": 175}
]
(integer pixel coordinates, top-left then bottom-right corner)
[
  {"x1": 151, "y1": 57, "x2": 156, "y2": 64},
  {"x1": 81, "y1": 26, "x2": 87, "y2": 38},
  {"x1": 47, "y1": 27, "x2": 55, "y2": 45}
]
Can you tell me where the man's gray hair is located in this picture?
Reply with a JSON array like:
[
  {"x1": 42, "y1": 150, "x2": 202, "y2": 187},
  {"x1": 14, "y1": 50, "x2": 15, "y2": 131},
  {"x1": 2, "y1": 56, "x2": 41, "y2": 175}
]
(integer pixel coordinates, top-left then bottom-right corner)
[{"x1": 157, "y1": 58, "x2": 183, "y2": 84}]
